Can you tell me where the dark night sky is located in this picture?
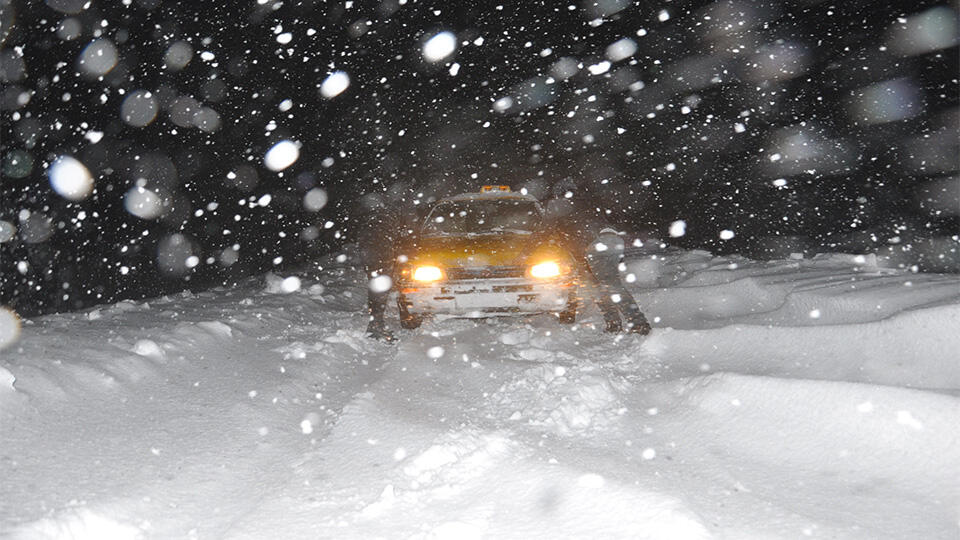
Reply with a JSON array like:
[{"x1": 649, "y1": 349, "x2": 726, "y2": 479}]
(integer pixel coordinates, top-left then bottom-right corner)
[{"x1": 1, "y1": 0, "x2": 958, "y2": 316}]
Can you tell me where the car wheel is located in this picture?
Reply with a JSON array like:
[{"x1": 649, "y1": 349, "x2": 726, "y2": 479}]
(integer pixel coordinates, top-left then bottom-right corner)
[{"x1": 398, "y1": 296, "x2": 423, "y2": 329}]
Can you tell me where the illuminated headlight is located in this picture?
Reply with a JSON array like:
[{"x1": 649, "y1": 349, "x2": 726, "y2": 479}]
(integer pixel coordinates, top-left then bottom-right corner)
[
  {"x1": 529, "y1": 261, "x2": 562, "y2": 279},
  {"x1": 412, "y1": 265, "x2": 444, "y2": 282}
]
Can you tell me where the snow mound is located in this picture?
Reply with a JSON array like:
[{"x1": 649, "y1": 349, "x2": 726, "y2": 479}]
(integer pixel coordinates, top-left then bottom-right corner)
[
  {"x1": 637, "y1": 303, "x2": 960, "y2": 389},
  {"x1": 498, "y1": 328, "x2": 532, "y2": 345},
  {"x1": 103, "y1": 299, "x2": 145, "y2": 315},
  {"x1": 196, "y1": 320, "x2": 233, "y2": 338},
  {"x1": 0, "y1": 365, "x2": 21, "y2": 409},
  {"x1": 322, "y1": 329, "x2": 370, "y2": 351},
  {"x1": 402, "y1": 429, "x2": 519, "y2": 488},
  {"x1": 489, "y1": 363, "x2": 629, "y2": 435},
  {"x1": 8, "y1": 507, "x2": 144, "y2": 540},
  {"x1": 666, "y1": 372, "x2": 960, "y2": 491},
  {"x1": 132, "y1": 339, "x2": 165, "y2": 360},
  {"x1": 274, "y1": 341, "x2": 326, "y2": 360},
  {"x1": 263, "y1": 272, "x2": 303, "y2": 294},
  {"x1": 0, "y1": 366, "x2": 15, "y2": 392},
  {"x1": 170, "y1": 320, "x2": 235, "y2": 343}
]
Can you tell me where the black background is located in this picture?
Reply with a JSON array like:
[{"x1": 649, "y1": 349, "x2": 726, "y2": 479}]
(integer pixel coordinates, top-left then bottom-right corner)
[{"x1": 1, "y1": 0, "x2": 957, "y2": 316}]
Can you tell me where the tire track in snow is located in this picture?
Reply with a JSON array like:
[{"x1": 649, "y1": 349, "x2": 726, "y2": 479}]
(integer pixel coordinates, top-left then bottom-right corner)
[{"x1": 222, "y1": 317, "x2": 712, "y2": 539}]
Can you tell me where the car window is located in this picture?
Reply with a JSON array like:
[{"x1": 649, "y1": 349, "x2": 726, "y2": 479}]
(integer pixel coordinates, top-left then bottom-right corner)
[{"x1": 422, "y1": 200, "x2": 542, "y2": 236}]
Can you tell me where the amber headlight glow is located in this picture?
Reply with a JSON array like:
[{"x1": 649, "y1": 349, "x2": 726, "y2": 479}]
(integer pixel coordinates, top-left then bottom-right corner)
[
  {"x1": 529, "y1": 261, "x2": 562, "y2": 279},
  {"x1": 412, "y1": 265, "x2": 444, "y2": 282}
]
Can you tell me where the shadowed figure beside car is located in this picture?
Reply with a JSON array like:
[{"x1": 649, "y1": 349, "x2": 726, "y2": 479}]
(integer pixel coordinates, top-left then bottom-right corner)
[
  {"x1": 354, "y1": 194, "x2": 402, "y2": 341},
  {"x1": 546, "y1": 195, "x2": 651, "y2": 335}
]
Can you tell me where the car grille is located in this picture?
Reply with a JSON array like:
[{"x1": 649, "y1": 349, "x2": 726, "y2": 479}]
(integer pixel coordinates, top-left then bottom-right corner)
[{"x1": 445, "y1": 265, "x2": 526, "y2": 280}]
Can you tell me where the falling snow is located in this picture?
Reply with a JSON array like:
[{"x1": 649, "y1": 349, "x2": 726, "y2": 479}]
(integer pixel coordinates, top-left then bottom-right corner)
[{"x1": 0, "y1": 2, "x2": 958, "y2": 536}]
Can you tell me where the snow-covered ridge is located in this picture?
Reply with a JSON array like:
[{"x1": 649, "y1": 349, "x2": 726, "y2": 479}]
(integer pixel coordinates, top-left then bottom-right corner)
[{"x1": 1, "y1": 249, "x2": 957, "y2": 539}]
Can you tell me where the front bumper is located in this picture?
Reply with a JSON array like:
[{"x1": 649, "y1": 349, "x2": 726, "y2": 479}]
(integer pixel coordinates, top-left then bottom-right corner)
[{"x1": 400, "y1": 277, "x2": 575, "y2": 316}]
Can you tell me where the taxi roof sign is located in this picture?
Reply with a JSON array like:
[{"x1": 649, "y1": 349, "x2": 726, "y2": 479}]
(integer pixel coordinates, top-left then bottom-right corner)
[{"x1": 481, "y1": 185, "x2": 510, "y2": 192}]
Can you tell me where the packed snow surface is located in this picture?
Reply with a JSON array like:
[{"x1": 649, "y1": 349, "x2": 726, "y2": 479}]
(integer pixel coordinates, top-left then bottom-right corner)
[{"x1": 1, "y1": 248, "x2": 958, "y2": 539}]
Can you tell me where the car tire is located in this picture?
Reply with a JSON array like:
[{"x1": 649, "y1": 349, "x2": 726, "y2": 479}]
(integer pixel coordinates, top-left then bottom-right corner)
[{"x1": 398, "y1": 296, "x2": 423, "y2": 329}]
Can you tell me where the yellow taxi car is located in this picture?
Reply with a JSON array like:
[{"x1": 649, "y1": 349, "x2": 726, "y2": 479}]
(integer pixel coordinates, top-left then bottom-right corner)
[{"x1": 396, "y1": 186, "x2": 579, "y2": 329}]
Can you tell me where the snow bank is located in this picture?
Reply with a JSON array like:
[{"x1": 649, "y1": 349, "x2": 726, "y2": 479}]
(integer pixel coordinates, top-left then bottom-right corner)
[
  {"x1": 1, "y1": 249, "x2": 957, "y2": 539},
  {"x1": 619, "y1": 248, "x2": 960, "y2": 389},
  {"x1": 627, "y1": 371, "x2": 960, "y2": 538},
  {"x1": 639, "y1": 302, "x2": 960, "y2": 389},
  {"x1": 662, "y1": 372, "x2": 959, "y2": 486}
]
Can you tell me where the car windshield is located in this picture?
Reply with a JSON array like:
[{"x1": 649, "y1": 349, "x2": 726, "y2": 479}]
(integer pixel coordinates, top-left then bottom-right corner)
[{"x1": 422, "y1": 199, "x2": 542, "y2": 236}]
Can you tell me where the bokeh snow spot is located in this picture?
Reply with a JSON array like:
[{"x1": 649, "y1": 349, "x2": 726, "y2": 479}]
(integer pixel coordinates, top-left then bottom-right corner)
[
  {"x1": 120, "y1": 90, "x2": 159, "y2": 127},
  {"x1": 281, "y1": 276, "x2": 301, "y2": 293},
  {"x1": 264, "y1": 140, "x2": 301, "y2": 171},
  {"x1": 422, "y1": 31, "x2": 457, "y2": 62},
  {"x1": 56, "y1": 18, "x2": 82, "y2": 40},
  {"x1": 0, "y1": 220, "x2": 16, "y2": 243},
  {"x1": 303, "y1": 188, "x2": 328, "y2": 211},
  {"x1": 606, "y1": 38, "x2": 637, "y2": 62},
  {"x1": 157, "y1": 234, "x2": 197, "y2": 276},
  {"x1": 320, "y1": 71, "x2": 350, "y2": 98},
  {"x1": 669, "y1": 220, "x2": 687, "y2": 238},
  {"x1": 18, "y1": 212, "x2": 54, "y2": 244},
  {"x1": 78, "y1": 38, "x2": 119, "y2": 77},
  {"x1": 192, "y1": 107, "x2": 221, "y2": 133},
  {"x1": 493, "y1": 96, "x2": 514, "y2": 113},
  {"x1": 46, "y1": 0, "x2": 87, "y2": 15},
  {"x1": 852, "y1": 78, "x2": 922, "y2": 124},
  {"x1": 369, "y1": 275, "x2": 392, "y2": 294},
  {"x1": 48, "y1": 155, "x2": 94, "y2": 201},
  {"x1": 301, "y1": 412, "x2": 321, "y2": 434},
  {"x1": 886, "y1": 7, "x2": 959, "y2": 56},
  {"x1": 163, "y1": 40, "x2": 193, "y2": 70},
  {"x1": 587, "y1": 61, "x2": 611, "y2": 75},
  {"x1": 124, "y1": 186, "x2": 164, "y2": 219}
]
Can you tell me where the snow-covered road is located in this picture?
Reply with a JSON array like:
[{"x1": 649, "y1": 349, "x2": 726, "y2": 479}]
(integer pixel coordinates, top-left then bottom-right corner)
[{"x1": 2, "y1": 249, "x2": 958, "y2": 539}]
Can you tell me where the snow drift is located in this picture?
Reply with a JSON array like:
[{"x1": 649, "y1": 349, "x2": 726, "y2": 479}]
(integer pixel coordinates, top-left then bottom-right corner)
[{"x1": 1, "y1": 248, "x2": 958, "y2": 539}]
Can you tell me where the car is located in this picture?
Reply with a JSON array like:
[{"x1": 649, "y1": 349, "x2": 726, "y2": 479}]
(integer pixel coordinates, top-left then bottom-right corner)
[{"x1": 396, "y1": 186, "x2": 579, "y2": 329}]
